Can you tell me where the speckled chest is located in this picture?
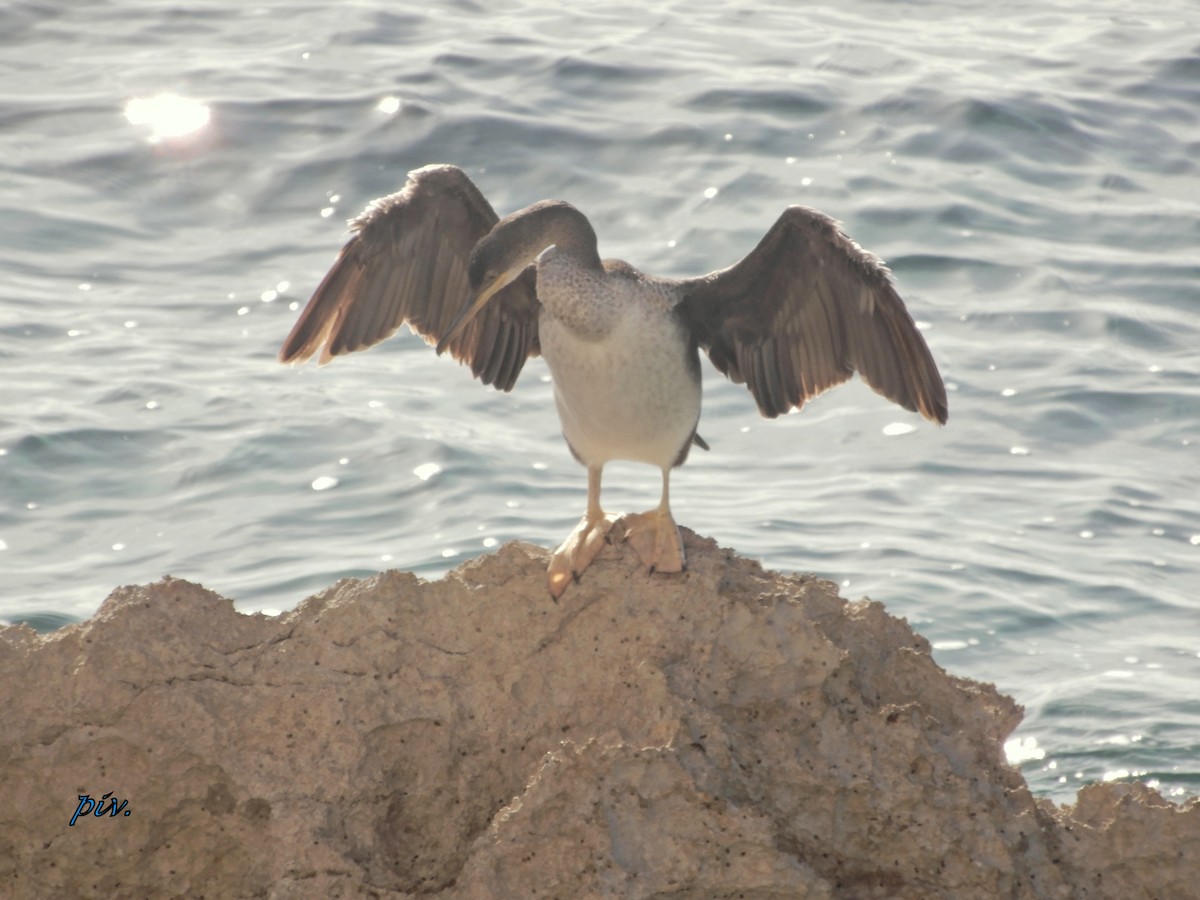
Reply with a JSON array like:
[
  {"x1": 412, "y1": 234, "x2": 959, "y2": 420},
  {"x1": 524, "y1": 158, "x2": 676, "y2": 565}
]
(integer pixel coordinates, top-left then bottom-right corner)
[{"x1": 534, "y1": 251, "x2": 701, "y2": 466}]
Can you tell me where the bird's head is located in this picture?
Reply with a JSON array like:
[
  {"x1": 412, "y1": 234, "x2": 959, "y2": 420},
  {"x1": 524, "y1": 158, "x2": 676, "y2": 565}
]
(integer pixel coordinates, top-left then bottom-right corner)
[{"x1": 437, "y1": 200, "x2": 599, "y2": 354}]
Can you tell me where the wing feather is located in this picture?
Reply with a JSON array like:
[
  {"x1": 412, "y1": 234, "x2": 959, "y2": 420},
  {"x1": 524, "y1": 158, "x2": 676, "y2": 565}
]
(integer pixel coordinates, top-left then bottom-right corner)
[
  {"x1": 279, "y1": 164, "x2": 540, "y2": 391},
  {"x1": 682, "y1": 206, "x2": 947, "y2": 423}
]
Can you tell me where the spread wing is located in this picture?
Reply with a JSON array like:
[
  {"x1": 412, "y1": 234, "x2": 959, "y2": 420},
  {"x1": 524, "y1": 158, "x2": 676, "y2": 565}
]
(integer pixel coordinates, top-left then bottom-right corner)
[
  {"x1": 278, "y1": 163, "x2": 540, "y2": 391},
  {"x1": 681, "y1": 206, "x2": 947, "y2": 423}
]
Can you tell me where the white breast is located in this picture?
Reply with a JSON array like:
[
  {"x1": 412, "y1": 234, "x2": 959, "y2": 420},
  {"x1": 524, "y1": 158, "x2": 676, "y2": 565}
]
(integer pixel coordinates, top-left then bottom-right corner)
[{"x1": 537, "y1": 270, "x2": 701, "y2": 469}]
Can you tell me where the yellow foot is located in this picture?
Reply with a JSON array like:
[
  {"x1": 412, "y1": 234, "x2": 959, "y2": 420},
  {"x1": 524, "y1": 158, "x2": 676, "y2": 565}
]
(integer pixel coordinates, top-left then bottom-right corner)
[
  {"x1": 547, "y1": 513, "x2": 620, "y2": 598},
  {"x1": 614, "y1": 509, "x2": 685, "y2": 575}
]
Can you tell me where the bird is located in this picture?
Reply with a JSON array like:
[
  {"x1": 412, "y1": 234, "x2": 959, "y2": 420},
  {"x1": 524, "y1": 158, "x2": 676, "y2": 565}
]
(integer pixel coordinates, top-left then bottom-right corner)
[{"x1": 279, "y1": 163, "x2": 947, "y2": 598}]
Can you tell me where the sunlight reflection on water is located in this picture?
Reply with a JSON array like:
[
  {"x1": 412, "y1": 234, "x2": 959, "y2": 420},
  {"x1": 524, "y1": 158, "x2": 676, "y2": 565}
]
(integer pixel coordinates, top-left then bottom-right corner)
[{"x1": 123, "y1": 93, "x2": 210, "y2": 143}]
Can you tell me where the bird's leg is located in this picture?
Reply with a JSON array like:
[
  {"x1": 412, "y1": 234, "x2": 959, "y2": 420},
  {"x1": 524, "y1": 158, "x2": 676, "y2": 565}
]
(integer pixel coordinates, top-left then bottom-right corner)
[
  {"x1": 614, "y1": 468, "x2": 685, "y2": 575},
  {"x1": 547, "y1": 465, "x2": 620, "y2": 598}
]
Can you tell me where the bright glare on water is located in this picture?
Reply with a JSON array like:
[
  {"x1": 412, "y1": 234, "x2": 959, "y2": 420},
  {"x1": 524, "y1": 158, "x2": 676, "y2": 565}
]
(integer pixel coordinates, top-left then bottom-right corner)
[
  {"x1": 123, "y1": 93, "x2": 211, "y2": 143},
  {"x1": 0, "y1": 0, "x2": 1198, "y2": 804}
]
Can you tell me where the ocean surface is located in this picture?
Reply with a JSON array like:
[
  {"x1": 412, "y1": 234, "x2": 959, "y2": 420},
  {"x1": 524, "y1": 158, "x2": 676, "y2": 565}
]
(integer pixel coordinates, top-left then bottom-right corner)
[{"x1": 2, "y1": 0, "x2": 1197, "y2": 804}]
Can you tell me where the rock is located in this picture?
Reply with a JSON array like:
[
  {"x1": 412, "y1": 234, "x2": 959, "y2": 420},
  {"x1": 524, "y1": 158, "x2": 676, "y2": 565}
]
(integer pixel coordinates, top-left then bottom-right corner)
[{"x1": 1, "y1": 531, "x2": 1195, "y2": 898}]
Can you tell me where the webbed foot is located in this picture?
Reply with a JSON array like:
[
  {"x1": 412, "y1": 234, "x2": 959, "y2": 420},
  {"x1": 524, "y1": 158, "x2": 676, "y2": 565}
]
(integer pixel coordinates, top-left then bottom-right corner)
[
  {"x1": 547, "y1": 512, "x2": 620, "y2": 598},
  {"x1": 613, "y1": 508, "x2": 685, "y2": 575}
]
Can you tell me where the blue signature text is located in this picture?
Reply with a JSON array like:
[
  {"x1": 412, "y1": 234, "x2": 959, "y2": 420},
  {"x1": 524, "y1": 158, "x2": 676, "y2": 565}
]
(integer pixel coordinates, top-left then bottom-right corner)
[{"x1": 69, "y1": 791, "x2": 131, "y2": 826}]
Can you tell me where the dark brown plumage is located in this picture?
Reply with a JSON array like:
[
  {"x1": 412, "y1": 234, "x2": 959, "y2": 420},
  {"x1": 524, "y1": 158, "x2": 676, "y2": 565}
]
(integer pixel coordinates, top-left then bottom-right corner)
[
  {"x1": 279, "y1": 165, "x2": 539, "y2": 391},
  {"x1": 682, "y1": 206, "x2": 948, "y2": 423}
]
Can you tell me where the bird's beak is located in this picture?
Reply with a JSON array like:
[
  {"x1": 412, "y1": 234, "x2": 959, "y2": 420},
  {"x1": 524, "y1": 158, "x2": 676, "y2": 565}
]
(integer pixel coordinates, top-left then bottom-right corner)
[{"x1": 435, "y1": 267, "x2": 519, "y2": 355}]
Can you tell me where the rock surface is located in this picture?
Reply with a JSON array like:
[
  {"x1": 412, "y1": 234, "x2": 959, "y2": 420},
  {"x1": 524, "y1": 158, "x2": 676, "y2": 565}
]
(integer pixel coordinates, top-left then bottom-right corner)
[{"x1": 1, "y1": 531, "x2": 1196, "y2": 899}]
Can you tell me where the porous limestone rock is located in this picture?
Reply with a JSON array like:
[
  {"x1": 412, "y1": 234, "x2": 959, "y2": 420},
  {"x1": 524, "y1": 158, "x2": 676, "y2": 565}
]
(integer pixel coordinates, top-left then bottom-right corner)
[{"x1": 1, "y1": 531, "x2": 1196, "y2": 898}]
